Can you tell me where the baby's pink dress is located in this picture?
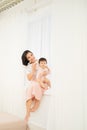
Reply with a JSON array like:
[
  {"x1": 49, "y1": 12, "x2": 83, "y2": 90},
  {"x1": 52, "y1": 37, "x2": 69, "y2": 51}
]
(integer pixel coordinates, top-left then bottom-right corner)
[{"x1": 25, "y1": 62, "x2": 44, "y2": 101}]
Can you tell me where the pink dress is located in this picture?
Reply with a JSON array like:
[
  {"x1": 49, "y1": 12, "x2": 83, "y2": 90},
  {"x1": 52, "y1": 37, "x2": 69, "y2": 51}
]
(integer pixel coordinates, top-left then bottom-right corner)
[{"x1": 25, "y1": 62, "x2": 45, "y2": 101}]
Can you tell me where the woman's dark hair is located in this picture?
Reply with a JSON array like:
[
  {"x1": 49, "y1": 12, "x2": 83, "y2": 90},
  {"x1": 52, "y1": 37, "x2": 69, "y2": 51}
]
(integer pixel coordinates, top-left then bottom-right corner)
[
  {"x1": 21, "y1": 50, "x2": 32, "y2": 66},
  {"x1": 39, "y1": 57, "x2": 47, "y2": 64}
]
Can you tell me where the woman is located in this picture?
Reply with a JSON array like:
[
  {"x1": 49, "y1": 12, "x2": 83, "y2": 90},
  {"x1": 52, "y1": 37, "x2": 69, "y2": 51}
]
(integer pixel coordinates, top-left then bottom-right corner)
[{"x1": 21, "y1": 50, "x2": 44, "y2": 122}]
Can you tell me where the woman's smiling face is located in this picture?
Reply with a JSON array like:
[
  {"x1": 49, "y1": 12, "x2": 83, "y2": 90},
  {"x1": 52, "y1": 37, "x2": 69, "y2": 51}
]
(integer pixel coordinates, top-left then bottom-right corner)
[{"x1": 26, "y1": 52, "x2": 35, "y2": 63}]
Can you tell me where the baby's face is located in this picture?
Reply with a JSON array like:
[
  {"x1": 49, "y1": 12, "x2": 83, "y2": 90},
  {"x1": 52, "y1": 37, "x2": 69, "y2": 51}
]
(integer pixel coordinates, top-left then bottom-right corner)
[{"x1": 39, "y1": 61, "x2": 47, "y2": 68}]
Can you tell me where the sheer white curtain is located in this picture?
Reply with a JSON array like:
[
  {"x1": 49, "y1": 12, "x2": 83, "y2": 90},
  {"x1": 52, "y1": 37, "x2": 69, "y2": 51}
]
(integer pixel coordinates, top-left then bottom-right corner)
[{"x1": 27, "y1": 15, "x2": 51, "y2": 66}]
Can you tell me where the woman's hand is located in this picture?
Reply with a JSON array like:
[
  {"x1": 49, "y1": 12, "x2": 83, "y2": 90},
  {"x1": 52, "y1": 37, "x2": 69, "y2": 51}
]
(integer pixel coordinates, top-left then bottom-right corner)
[{"x1": 32, "y1": 62, "x2": 37, "y2": 72}]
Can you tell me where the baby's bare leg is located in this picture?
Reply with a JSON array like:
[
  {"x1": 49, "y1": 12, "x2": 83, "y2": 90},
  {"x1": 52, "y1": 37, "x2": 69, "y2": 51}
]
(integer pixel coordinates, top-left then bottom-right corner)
[
  {"x1": 37, "y1": 79, "x2": 46, "y2": 89},
  {"x1": 43, "y1": 78, "x2": 51, "y2": 87},
  {"x1": 40, "y1": 81, "x2": 46, "y2": 89}
]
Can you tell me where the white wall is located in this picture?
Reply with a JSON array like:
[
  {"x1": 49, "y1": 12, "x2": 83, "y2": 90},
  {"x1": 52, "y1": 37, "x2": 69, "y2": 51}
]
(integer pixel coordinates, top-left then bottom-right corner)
[
  {"x1": 0, "y1": 1, "x2": 27, "y2": 117},
  {"x1": 47, "y1": 0, "x2": 87, "y2": 130}
]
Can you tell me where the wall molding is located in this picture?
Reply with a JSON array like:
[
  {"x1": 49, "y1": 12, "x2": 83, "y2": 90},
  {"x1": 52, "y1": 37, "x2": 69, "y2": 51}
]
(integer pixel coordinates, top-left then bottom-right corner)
[{"x1": 0, "y1": 0, "x2": 24, "y2": 13}]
